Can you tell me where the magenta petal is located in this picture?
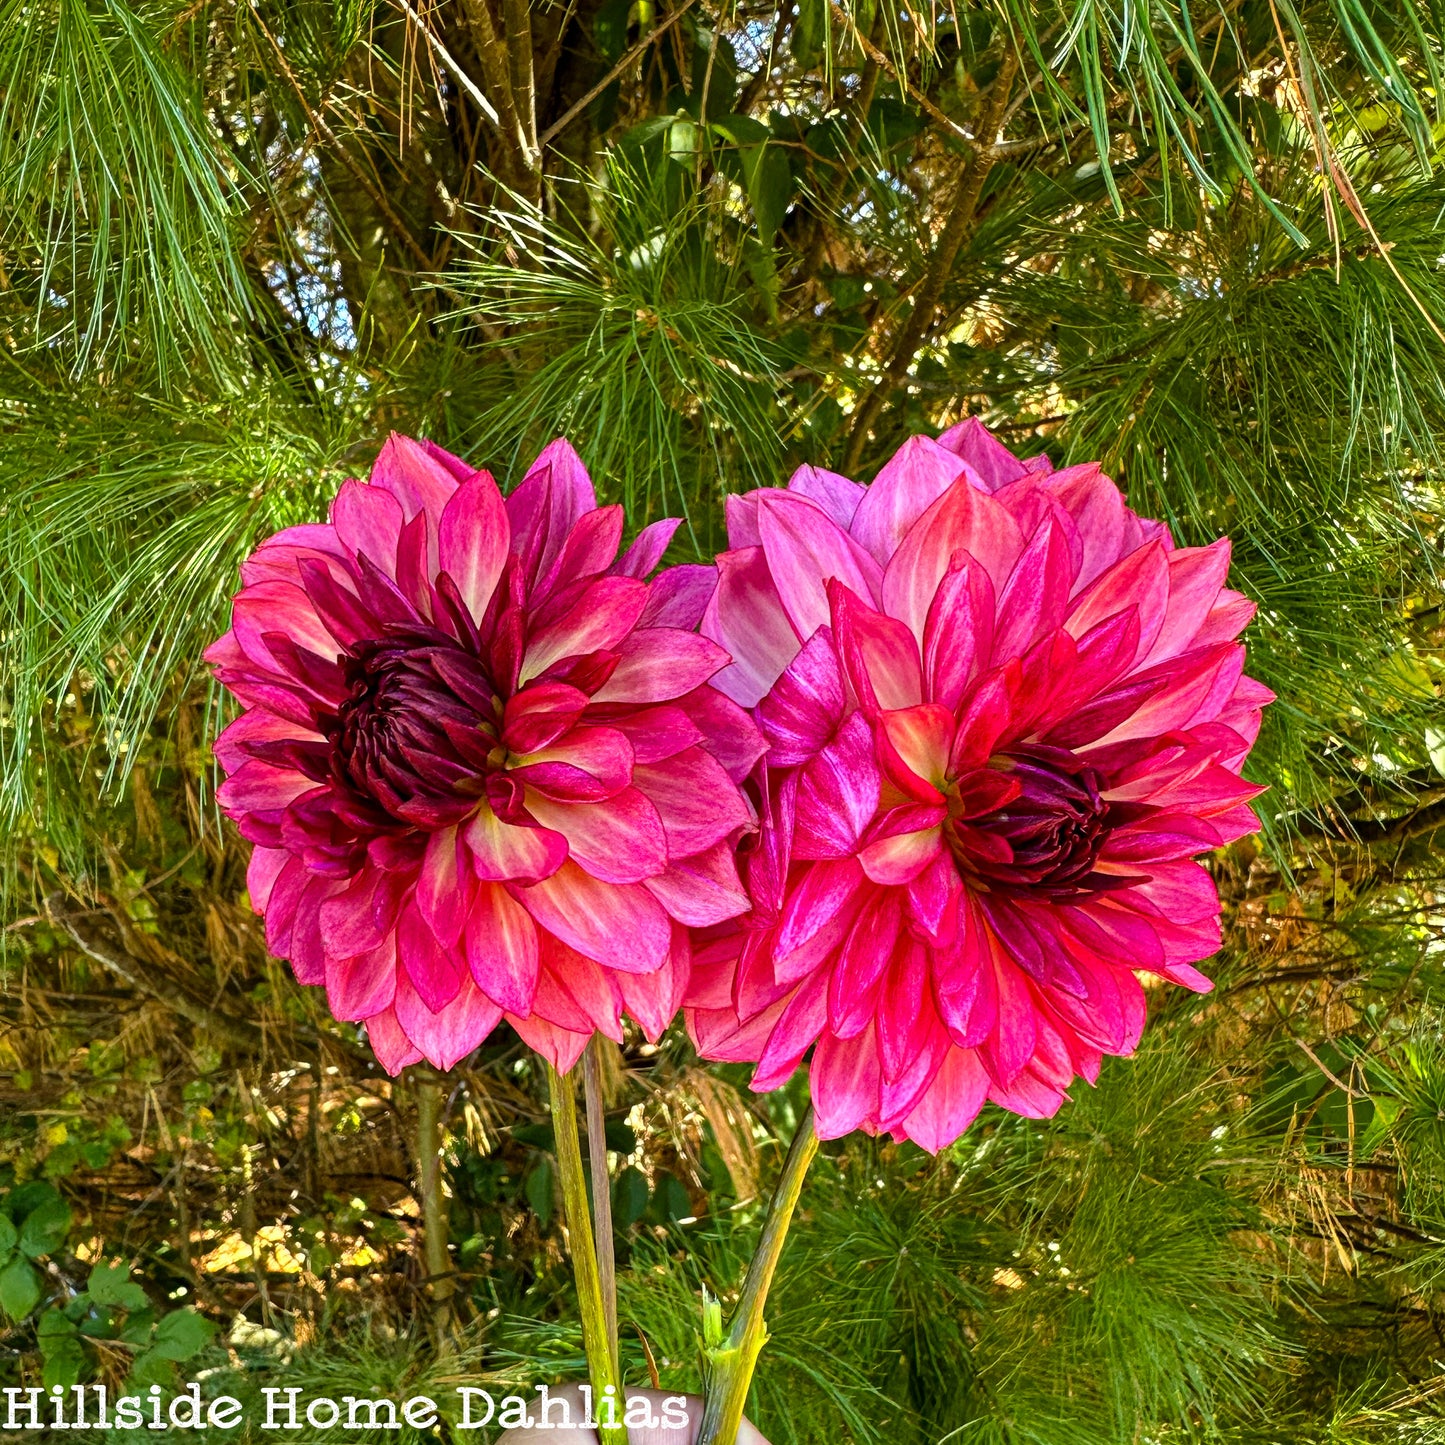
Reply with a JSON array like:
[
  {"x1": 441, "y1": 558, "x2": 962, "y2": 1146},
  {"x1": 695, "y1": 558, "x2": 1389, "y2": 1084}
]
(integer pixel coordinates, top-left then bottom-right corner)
[
  {"x1": 757, "y1": 489, "x2": 884, "y2": 638},
  {"x1": 330, "y1": 478, "x2": 403, "y2": 569},
  {"x1": 438, "y1": 468, "x2": 509, "y2": 622},
  {"x1": 514, "y1": 725, "x2": 634, "y2": 801},
  {"x1": 508, "y1": 1012, "x2": 591, "y2": 1073},
  {"x1": 757, "y1": 626, "x2": 846, "y2": 766},
  {"x1": 991, "y1": 514, "x2": 1074, "y2": 662},
  {"x1": 676, "y1": 686, "x2": 768, "y2": 782},
  {"x1": 463, "y1": 803, "x2": 569, "y2": 883},
  {"x1": 898, "y1": 1047, "x2": 990, "y2": 1152},
  {"x1": 1065, "y1": 540, "x2": 1170, "y2": 663},
  {"x1": 521, "y1": 576, "x2": 647, "y2": 683},
  {"x1": 465, "y1": 882, "x2": 540, "y2": 1014},
  {"x1": 701, "y1": 546, "x2": 801, "y2": 706},
  {"x1": 776, "y1": 857, "x2": 866, "y2": 960},
  {"x1": 613, "y1": 517, "x2": 681, "y2": 578},
  {"x1": 417, "y1": 825, "x2": 473, "y2": 949},
  {"x1": 828, "y1": 581, "x2": 923, "y2": 713},
  {"x1": 616, "y1": 925, "x2": 690, "y2": 1040},
  {"x1": 394, "y1": 971, "x2": 503, "y2": 1071},
  {"x1": 792, "y1": 712, "x2": 882, "y2": 860},
  {"x1": 936, "y1": 417, "x2": 1035, "y2": 491},
  {"x1": 632, "y1": 746, "x2": 754, "y2": 856},
  {"x1": 608, "y1": 705, "x2": 704, "y2": 764},
  {"x1": 397, "y1": 900, "x2": 465, "y2": 1013},
  {"x1": 519, "y1": 861, "x2": 672, "y2": 973},
  {"x1": 880, "y1": 469, "x2": 1024, "y2": 641},
  {"x1": 325, "y1": 936, "x2": 398, "y2": 1021},
  {"x1": 369, "y1": 433, "x2": 461, "y2": 535},
  {"x1": 753, "y1": 974, "x2": 827, "y2": 1091},
  {"x1": 828, "y1": 891, "x2": 901, "y2": 1038},
  {"x1": 232, "y1": 581, "x2": 344, "y2": 673},
  {"x1": 217, "y1": 760, "x2": 317, "y2": 813},
  {"x1": 923, "y1": 561, "x2": 993, "y2": 711},
  {"x1": 639, "y1": 563, "x2": 717, "y2": 630},
  {"x1": 858, "y1": 823, "x2": 943, "y2": 886},
  {"x1": 364, "y1": 1007, "x2": 424, "y2": 1075},
  {"x1": 810, "y1": 1025, "x2": 882, "y2": 1138},
  {"x1": 502, "y1": 682, "x2": 589, "y2": 754},
  {"x1": 592, "y1": 628, "x2": 729, "y2": 704},
  {"x1": 786, "y1": 462, "x2": 866, "y2": 528},
  {"x1": 245, "y1": 845, "x2": 290, "y2": 914},
  {"x1": 642, "y1": 842, "x2": 751, "y2": 926},
  {"x1": 526, "y1": 787, "x2": 667, "y2": 885},
  {"x1": 850, "y1": 436, "x2": 969, "y2": 565}
]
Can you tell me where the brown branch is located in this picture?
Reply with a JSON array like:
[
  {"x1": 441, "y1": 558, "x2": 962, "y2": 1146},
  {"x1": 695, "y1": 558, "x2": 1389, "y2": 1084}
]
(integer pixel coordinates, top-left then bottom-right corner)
[
  {"x1": 539, "y1": 0, "x2": 701, "y2": 148},
  {"x1": 842, "y1": 47, "x2": 1020, "y2": 471}
]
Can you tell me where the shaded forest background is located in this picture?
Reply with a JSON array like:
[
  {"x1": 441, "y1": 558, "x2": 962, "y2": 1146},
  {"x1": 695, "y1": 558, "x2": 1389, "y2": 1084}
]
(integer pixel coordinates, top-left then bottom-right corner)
[{"x1": 1, "y1": 0, "x2": 1444, "y2": 1438}]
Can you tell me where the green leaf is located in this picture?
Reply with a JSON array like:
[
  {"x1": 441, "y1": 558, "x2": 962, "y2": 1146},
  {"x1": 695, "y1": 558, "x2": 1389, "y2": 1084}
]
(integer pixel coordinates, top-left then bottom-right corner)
[
  {"x1": 20, "y1": 1197, "x2": 72, "y2": 1258},
  {"x1": 0, "y1": 1257, "x2": 41, "y2": 1319},
  {"x1": 4, "y1": 1181, "x2": 60, "y2": 1220},
  {"x1": 612, "y1": 1166, "x2": 649, "y2": 1232},
  {"x1": 150, "y1": 1308, "x2": 215, "y2": 1362},
  {"x1": 711, "y1": 113, "x2": 771, "y2": 147},
  {"x1": 127, "y1": 1348, "x2": 176, "y2": 1390},
  {"x1": 88, "y1": 1261, "x2": 147, "y2": 1312},
  {"x1": 41, "y1": 1340, "x2": 87, "y2": 1390},
  {"x1": 792, "y1": 0, "x2": 826, "y2": 69},
  {"x1": 741, "y1": 143, "x2": 793, "y2": 243},
  {"x1": 0, "y1": 1215, "x2": 16, "y2": 1256},
  {"x1": 524, "y1": 1158, "x2": 555, "y2": 1230},
  {"x1": 37, "y1": 1307, "x2": 78, "y2": 1340},
  {"x1": 1425, "y1": 726, "x2": 1445, "y2": 778}
]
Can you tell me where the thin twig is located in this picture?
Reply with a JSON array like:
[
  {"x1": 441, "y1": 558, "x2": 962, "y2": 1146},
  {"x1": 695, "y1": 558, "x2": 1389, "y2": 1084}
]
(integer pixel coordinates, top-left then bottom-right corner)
[
  {"x1": 539, "y1": 0, "x2": 700, "y2": 147},
  {"x1": 397, "y1": 0, "x2": 500, "y2": 123}
]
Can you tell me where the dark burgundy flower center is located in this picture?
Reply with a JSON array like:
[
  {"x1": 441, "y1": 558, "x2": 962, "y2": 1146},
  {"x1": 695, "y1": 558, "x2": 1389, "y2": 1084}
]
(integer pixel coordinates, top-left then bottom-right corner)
[
  {"x1": 946, "y1": 745, "x2": 1115, "y2": 899},
  {"x1": 329, "y1": 626, "x2": 502, "y2": 826}
]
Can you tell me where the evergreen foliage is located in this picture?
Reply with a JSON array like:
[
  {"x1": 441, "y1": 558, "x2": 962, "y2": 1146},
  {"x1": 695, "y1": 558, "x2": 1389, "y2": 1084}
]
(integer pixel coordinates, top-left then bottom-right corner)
[{"x1": 1, "y1": 0, "x2": 1443, "y2": 1439}]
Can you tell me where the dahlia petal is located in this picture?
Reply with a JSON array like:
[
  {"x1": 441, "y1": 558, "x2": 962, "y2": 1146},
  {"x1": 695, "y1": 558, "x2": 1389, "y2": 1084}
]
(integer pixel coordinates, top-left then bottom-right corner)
[
  {"x1": 633, "y1": 747, "x2": 754, "y2": 855},
  {"x1": 233, "y1": 581, "x2": 344, "y2": 672},
  {"x1": 850, "y1": 436, "x2": 969, "y2": 566},
  {"x1": 828, "y1": 890, "x2": 902, "y2": 1038},
  {"x1": 1064, "y1": 540, "x2": 1169, "y2": 663},
  {"x1": 518, "y1": 861, "x2": 672, "y2": 973},
  {"x1": 724, "y1": 491, "x2": 763, "y2": 546},
  {"x1": 331, "y1": 478, "x2": 403, "y2": 569},
  {"x1": 793, "y1": 712, "x2": 882, "y2": 860},
  {"x1": 508, "y1": 1012, "x2": 591, "y2": 1074},
  {"x1": 513, "y1": 725, "x2": 634, "y2": 801},
  {"x1": 217, "y1": 760, "x2": 318, "y2": 813},
  {"x1": 288, "y1": 874, "x2": 338, "y2": 984},
  {"x1": 858, "y1": 823, "x2": 944, "y2": 886},
  {"x1": 877, "y1": 704, "x2": 954, "y2": 797},
  {"x1": 757, "y1": 490, "x2": 884, "y2": 638},
  {"x1": 394, "y1": 971, "x2": 503, "y2": 1071},
  {"x1": 245, "y1": 845, "x2": 290, "y2": 913},
  {"x1": 896, "y1": 1046, "x2": 990, "y2": 1152},
  {"x1": 613, "y1": 517, "x2": 681, "y2": 578},
  {"x1": 507, "y1": 438, "x2": 598, "y2": 589},
  {"x1": 676, "y1": 686, "x2": 769, "y2": 782},
  {"x1": 702, "y1": 546, "x2": 800, "y2": 706},
  {"x1": 539, "y1": 505, "x2": 624, "y2": 596},
  {"x1": 934, "y1": 907, "x2": 999, "y2": 1049},
  {"x1": 757, "y1": 626, "x2": 846, "y2": 766},
  {"x1": 828, "y1": 581, "x2": 923, "y2": 712},
  {"x1": 948, "y1": 667, "x2": 1018, "y2": 773},
  {"x1": 240, "y1": 524, "x2": 352, "y2": 588},
  {"x1": 370, "y1": 434, "x2": 461, "y2": 539},
  {"x1": 364, "y1": 1007, "x2": 425, "y2": 1074},
  {"x1": 525, "y1": 787, "x2": 667, "y2": 885},
  {"x1": 417, "y1": 825, "x2": 473, "y2": 949},
  {"x1": 640, "y1": 563, "x2": 716, "y2": 629},
  {"x1": 462, "y1": 802, "x2": 568, "y2": 883},
  {"x1": 502, "y1": 682, "x2": 589, "y2": 754},
  {"x1": 906, "y1": 849, "x2": 962, "y2": 944},
  {"x1": 642, "y1": 842, "x2": 751, "y2": 926},
  {"x1": 876, "y1": 951, "x2": 942, "y2": 1084},
  {"x1": 936, "y1": 416, "x2": 1036, "y2": 490},
  {"x1": 811, "y1": 1025, "x2": 882, "y2": 1138},
  {"x1": 775, "y1": 857, "x2": 867, "y2": 962},
  {"x1": 520, "y1": 576, "x2": 647, "y2": 684},
  {"x1": 979, "y1": 954, "x2": 1036, "y2": 1085},
  {"x1": 987, "y1": 1061, "x2": 1069, "y2": 1119},
  {"x1": 398, "y1": 900, "x2": 465, "y2": 1013},
  {"x1": 438, "y1": 469, "x2": 509, "y2": 622},
  {"x1": 591, "y1": 628, "x2": 729, "y2": 704},
  {"x1": 615, "y1": 924, "x2": 690, "y2": 1040},
  {"x1": 991, "y1": 514, "x2": 1074, "y2": 662},
  {"x1": 786, "y1": 462, "x2": 866, "y2": 529},
  {"x1": 924, "y1": 561, "x2": 993, "y2": 711},
  {"x1": 1101, "y1": 813, "x2": 1224, "y2": 863},
  {"x1": 753, "y1": 973, "x2": 827, "y2": 1091},
  {"x1": 1041, "y1": 464, "x2": 1129, "y2": 588},
  {"x1": 325, "y1": 935, "x2": 398, "y2": 1021},
  {"x1": 1142, "y1": 538, "x2": 1231, "y2": 667},
  {"x1": 465, "y1": 882, "x2": 540, "y2": 1014},
  {"x1": 880, "y1": 466, "x2": 1024, "y2": 640},
  {"x1": 1195, "y1": 589, "x2": 1257, "y2": 646},
  {"x1": 608, "y1": 705, "x2": 704, "y2": 764}
]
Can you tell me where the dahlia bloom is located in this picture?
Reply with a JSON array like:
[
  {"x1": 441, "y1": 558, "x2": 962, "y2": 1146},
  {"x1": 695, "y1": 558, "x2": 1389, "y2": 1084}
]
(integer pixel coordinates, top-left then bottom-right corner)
[
  {"x1": 208, "y1": 436, "x2": 763, "y2": 1074},
  {"x1": 688, "y1": 420, "x2": 1272, "y2": 1151}
]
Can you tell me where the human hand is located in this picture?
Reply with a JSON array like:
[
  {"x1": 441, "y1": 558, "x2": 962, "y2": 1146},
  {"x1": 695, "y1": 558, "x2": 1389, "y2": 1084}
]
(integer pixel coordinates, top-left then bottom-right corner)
[{"x1": 494, "y1": 1385, "x2": 770, "y2": 1444}]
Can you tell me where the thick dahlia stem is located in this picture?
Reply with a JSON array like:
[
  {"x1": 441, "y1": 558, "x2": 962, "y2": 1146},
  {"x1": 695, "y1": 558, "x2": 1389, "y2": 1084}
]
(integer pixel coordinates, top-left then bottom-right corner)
[
  {"x1": 697, "y1": 1106, "x2": 821, "y2": 1445},
  {"x1": 413, "y1": 1071, "x2": 455, "y2": 1347},
  {"x1": 548, "y1": 1062, "x2": 629, "y2": 1445},
  {"x1": 582, "y1": 1038, "x2": 620, "y2": 1371}
]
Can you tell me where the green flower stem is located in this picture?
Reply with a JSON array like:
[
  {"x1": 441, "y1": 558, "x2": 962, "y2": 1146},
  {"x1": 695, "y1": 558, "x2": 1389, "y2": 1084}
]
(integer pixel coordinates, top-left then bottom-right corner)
[
  {"x1": 413, "y1": 1070, "x2": 455, "y2": 1348},
  {"x1": 582, "y1": 1038, "x2": 620, "y2": 1372},
  {"x1": 697, "y1": 1105, "x2": 820, "y2": 1445},
  {"x1": 548, "y1": 1061, "x2": 629, "y2": 1445}
]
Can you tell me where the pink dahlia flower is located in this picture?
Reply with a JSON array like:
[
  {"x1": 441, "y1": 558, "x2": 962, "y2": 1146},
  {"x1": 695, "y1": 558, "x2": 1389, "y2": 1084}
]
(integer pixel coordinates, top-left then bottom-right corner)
[
  {"x1": 687, "y1": 420, "x2": 1272, "y2": 1151},
  {"x1": 208, "y1": 436, "x2": 763, "y2": 1074}
]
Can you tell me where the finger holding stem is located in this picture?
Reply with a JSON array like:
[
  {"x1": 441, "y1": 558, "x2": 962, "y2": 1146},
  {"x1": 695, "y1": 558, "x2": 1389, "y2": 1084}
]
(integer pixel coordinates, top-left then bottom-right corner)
[
  {"x1": 548, "y1": 1060, "x2": 630, "y2": 1445},
  {"x1": 696, "y1": 1105, "x2": 820, "y2": 1445}
]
